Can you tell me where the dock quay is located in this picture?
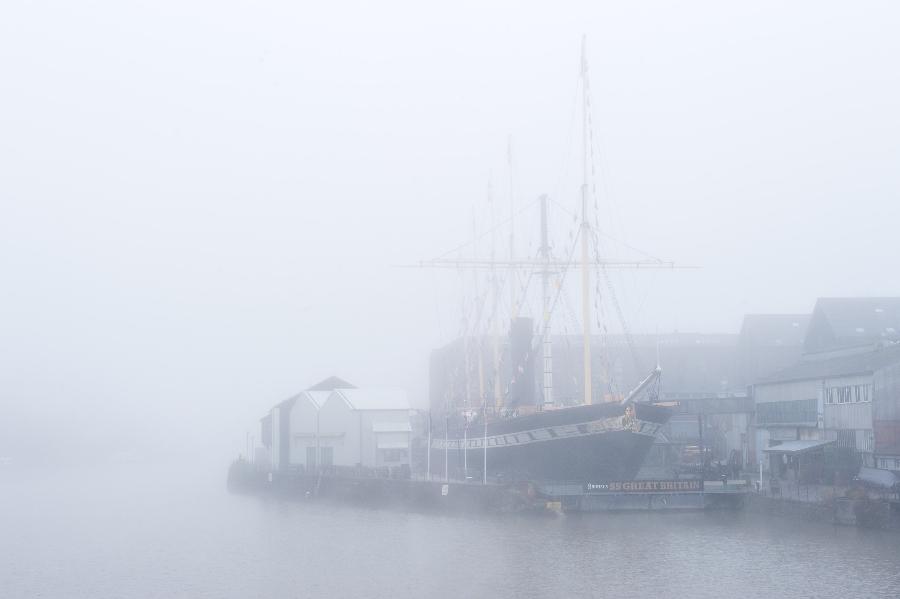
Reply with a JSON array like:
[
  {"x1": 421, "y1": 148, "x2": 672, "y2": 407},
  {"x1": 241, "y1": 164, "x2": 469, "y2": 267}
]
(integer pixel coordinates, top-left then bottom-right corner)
[
  {"x1": 536, "y1": 479, "x2": 749, "y2": 512},
  {"x1": 743, "y1": 481, "x2": 900, "y2": 531},
  {"x1": 228, "y1": 460, "x2": 748, "y2": 514},
  {"x1": 228, "y1": 461, "x2": 542, "y2": 513}
]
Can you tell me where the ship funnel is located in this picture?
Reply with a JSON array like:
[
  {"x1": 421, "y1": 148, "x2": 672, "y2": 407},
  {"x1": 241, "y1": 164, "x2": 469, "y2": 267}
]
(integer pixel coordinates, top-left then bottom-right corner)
[{"x1": 508, "y1": 317, "x2": 535, "y2": 409}]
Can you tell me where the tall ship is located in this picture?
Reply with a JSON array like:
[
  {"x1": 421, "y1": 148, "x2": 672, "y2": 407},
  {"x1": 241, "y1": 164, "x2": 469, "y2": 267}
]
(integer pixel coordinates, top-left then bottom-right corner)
[{"x1": 423, "y1": 40, "x2": 674, "y2": 484}]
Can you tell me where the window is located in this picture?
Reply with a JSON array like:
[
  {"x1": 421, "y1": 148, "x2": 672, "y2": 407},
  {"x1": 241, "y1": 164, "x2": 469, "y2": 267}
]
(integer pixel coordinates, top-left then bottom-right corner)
[
  {"x1": 306, "y1": 446, "x2": 316, "y2": 469},
  {"x1": 756, "y1": 399, "x2": 817, "y2": 425},
  {"x1": 835, "y1": 429, "x2": 855, "y2": 449},
  {"x1": 825, "y1": 384, "x2": 872, "y2": 405}
]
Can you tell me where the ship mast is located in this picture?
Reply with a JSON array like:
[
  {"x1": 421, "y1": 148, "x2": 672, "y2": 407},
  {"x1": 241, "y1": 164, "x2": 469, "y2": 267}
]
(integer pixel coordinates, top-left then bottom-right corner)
[
  {"x1": 489, "y1": 179, "x2": 502, "y2": 410},
  {"x1": 474, "y1": 207, "x2": 486, "y2": 403},
  {"x1": 414, "y1": 39, "x2": 679, "y2": 414},
  {"x1": 540, "y1": 194, "x2": 553, "y2": 408},
  {"x1": 508, "y1": 136, "x2": 517, "y2": 323},
  {"x1": 580, "y1": 36, "x2": 593, "y2": 406}
]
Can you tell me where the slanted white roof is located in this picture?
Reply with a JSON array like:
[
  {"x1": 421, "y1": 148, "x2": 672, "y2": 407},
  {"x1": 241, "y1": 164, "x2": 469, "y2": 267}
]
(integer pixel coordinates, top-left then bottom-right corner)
[
  {"x1": 857, "y1": 467, "x2": 900, "y2": 489},
  {"x1": 333, "y1": 388, "x2": 409, "y2": 411},
  {"x1": 762, "y1": 440, "x2": 834, "y2": 454}
]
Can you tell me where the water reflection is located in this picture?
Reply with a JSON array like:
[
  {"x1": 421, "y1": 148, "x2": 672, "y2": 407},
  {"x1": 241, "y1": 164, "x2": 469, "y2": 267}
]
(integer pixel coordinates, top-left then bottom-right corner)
[{"x1": 2, "y1": 463, "x2": 899, "y2": 598}]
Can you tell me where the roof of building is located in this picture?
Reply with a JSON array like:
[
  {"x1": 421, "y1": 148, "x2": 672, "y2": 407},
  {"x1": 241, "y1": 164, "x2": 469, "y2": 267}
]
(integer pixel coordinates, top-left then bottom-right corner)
[
  {"x1": 308, "y1": 376, "x2": 356, "y2": 391},
  {"x1": 762, "y1": 439, "x2": 834, "y2": 454},
  {"x1": 739, "y1": 314, "x2": 810, "y2": 347},
  {"x1": 293, "y1": 390, "x2": 330, "y2": 409},
  {"x1": 269, "y1": 376, "x2": 356, "y2": 413},
  {"x1": 804, "y1": 298, "x2": 900, "y2": 353},
  {"x1": 856, "y1": 467, "x2": 900, "y2": 489},
  {"x1": 275, "y1": 396, "x2": 297, "y2": 410},
  {"x1": 330, "y1": 388, "x2": 410, "y2": 411},
  {"x1": 756, "y1": 343, "x2": 900, "y2": 385}
]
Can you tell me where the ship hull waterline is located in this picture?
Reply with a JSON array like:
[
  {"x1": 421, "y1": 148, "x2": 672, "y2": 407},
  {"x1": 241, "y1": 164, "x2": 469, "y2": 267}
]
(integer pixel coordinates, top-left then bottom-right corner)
[{"x1": 429, "y1": 402, "x2": 672, "y2": 483}]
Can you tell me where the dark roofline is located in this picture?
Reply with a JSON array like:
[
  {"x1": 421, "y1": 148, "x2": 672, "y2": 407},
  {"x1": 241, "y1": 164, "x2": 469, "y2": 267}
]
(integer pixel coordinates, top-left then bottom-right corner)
[
  {"x1": 815, "y1": 296, "x2": 900, "y2": 301},
  {"x1": 755, "y1": 343, "x2": 900, "y2": 386},
  {"x1": 804, "y1": 297, "x2": 900, "y2": 353},
  {"x1": 755, "y1": 367, "x2": 875, "y2": 386},
  {"x1": 740, "y1": 313, "x2": 809, "y2": 321},
  {"x1": 307, "y1": 375, "x2": 356, "y2": 391},
  {"x1": 800, "y1": 340, "x2": 884, "y2": 358}
]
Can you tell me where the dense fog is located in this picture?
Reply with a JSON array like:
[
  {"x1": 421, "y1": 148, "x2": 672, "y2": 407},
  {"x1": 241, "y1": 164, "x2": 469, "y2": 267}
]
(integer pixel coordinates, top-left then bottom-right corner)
[
  {"x1": 2, "y1": 0, "x2": 899, "y2": 489},
  {"x1": 4, "y1": 2, "x2": 900, "y2": 599}
]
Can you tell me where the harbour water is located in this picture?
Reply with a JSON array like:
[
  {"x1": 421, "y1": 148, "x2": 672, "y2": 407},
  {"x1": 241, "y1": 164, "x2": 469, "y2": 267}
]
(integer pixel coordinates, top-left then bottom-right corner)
[{"x1": 3, "y1": 462, "x2": 900, "y2": 599}]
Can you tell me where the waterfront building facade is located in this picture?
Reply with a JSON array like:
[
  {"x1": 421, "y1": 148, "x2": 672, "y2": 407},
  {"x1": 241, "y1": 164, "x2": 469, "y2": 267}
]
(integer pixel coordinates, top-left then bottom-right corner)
[
  {"x1": 318, "y1": 388, "x2": 412, "y2": 470},
  {"x1": 752, "y1": 298, "x2": 900, "y2": 479},
  {"x1": 288, "y1": 390, "x2": 329, "y2": 470},
  {"x1": 874, "y1": 361, "x2": 900, "y2": 472},
  {"x1": 261, "y1": 377, "x2": 413, "y2": 475},
  {"x1": 263, "y1": 376, "x2": 355, "y2": 473}
]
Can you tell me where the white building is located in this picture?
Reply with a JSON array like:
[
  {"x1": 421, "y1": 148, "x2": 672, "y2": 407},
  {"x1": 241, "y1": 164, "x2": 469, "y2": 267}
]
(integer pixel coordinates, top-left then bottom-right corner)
[
  {"x1": 288, "y1": 389, "x2": 330, "y2": 470},
  {"x1": 317, "y1": 388, "x2": 411, "y2": 470},
  {"x1": 262, "y1": 376, "x2": 355, "y2": 473},
  {"x1": 262, "y1": 377, "x2": 412, "y2": 474}
]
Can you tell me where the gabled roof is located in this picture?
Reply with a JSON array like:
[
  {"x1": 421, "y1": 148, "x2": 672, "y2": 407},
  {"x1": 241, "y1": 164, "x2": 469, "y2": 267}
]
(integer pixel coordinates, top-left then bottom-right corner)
[
  {"x1": 329, "y1": 388, "x2": 410, "y2": 411},
  {"x1": 739, "y1": 314, "x2": 809, "y2": 347},
  {"x1": 804, "y1": 298, "x2": 900, "y2": 353},
  {"x1": 308, "y1": 376, "x2": 356, "y2": 391},
  {"x1": 756, "y1": 343, "x2": 900, "y2": 385},
  {"x1": 289, "y1": 389, "x2": 330, "y2": 409},
  {"x1": 274, "y1": 376, "x2": 354, "y2": 410},
  {"x1": 275, "y1": 396, "x2": 297, "y2": 410}
]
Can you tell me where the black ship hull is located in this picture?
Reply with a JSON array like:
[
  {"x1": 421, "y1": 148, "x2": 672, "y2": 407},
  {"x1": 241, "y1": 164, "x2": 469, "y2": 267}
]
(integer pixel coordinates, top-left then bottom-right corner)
[{"x1": 430, "y1": 402, "x2": 671, "y2": 483}]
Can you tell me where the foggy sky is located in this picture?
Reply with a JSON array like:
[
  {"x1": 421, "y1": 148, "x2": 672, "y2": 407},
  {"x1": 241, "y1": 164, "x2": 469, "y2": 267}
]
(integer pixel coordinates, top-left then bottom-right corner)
[{"x1": 2, "y1": 1, "x2": 899, "y2": 465}]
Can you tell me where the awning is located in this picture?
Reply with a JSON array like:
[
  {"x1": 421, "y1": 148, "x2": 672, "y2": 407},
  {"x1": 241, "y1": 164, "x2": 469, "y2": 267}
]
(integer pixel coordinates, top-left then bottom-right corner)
[
  {"x1": 856, "y1": 467, "x2": 900, "y2": 489},
  {"x1": 377, "y1": 441, "x2": 409, "y2": 450},
  {"x1": 762, "y1": 440, "x2": 834, "y2": 454},
  {"x1": 372, "y1": 422, "x2": 412, "y2": 433}
]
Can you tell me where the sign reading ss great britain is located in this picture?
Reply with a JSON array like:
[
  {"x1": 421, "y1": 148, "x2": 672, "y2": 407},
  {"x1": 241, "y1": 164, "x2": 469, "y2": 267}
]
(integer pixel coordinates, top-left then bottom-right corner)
[{"x1": 584, "y1": 480, "x2": 703, "y2": 493}]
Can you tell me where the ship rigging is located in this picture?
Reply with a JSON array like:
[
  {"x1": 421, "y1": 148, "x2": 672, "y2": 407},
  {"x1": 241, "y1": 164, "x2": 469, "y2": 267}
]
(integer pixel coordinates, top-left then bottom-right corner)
[{"x1": 418, "y1": 37, "x2": 677, "y2": 416}]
